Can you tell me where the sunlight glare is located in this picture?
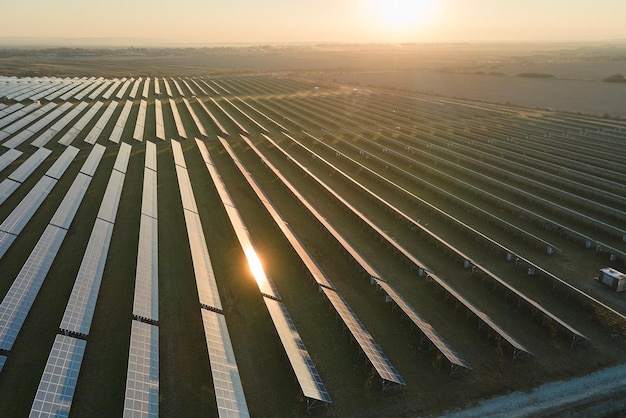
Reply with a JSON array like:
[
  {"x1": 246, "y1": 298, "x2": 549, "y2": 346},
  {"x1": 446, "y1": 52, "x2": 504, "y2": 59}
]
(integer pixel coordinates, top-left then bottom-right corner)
[
  {"x1": 244, "y1": 246, "x2": 268, "y2": 287},
  {"x1": 370, "y1": 0, "x2": 435, "y2": 29}
]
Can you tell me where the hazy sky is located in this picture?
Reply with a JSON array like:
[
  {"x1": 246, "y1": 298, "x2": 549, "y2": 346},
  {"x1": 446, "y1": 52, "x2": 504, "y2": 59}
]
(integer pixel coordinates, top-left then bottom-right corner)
[{"x1": 3, "y1": 0, "x2": 626, "y2": 45}]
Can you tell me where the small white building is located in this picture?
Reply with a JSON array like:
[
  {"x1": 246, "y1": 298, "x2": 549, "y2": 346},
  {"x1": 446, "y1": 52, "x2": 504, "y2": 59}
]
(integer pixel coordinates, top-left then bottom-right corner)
[{"x1": 596, "y1": 267, "x2": 626, "y2": 292}]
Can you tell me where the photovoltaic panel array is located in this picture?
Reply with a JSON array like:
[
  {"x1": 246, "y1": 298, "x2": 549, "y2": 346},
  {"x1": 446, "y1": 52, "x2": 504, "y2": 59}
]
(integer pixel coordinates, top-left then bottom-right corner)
[
  {"x1": 171, "y1": 139, "x2": 222, "y2": 312},
  {"x1": 60, "y1": 143, "x2": 130, "y2": 336},
  {"x1": 374, "y1": 279, "x2": 472, "y2": 373},
  {"x1": 162, "y1": 78, "x2": 172, "y2": 97},
  {"x1": 181, "y1": 98, "x2": 207, "y2": 136},
  {"x1": 168, "y1": 99, "x2": 187, "y2": 139},
  {"x1": 133, "y1": 141, "x2": 158, "y2": 323},
  {"x1": 29, "y1": 335, "x2": 86, "y2": 418},
  {"x1": 141, "y1": 77, "x2": 150, "y2": 99},
  {"x1": 0, "y1": 102, "x2": 56, "y2": 141},
  {"x1": 196, "y1": 138, "x2": 329, "y2": 410},
  {"x1": 0, "y1": 355, "x2": 5, "y2": 373},
  {"x1": 154, "y1": 99, "x2": 165, "y2": 140},
  {"x1": 264, "y1": 299, "x2": 331, "y2": 406},
  {"x1": 133, "y1": 100, "x2": 147, "y2": 142},
  {"x1": 31, "y1": 102, "x2": 89, "y2": 148},
  {"x1": 102, "y1": 79, "x2": 121, "y2": 100},
  {"x1": 321, "y1": 287, "x2": 405, "y2": 388},
  {"x1": 171, "y1": 78, "x2": 184, "y2": 96},
  {"x1": 200, "y1": 309, "x2": 250, "y2": 417},
  {"x1": 216, "y1": 136, "x2": 403, "y2": 392},
  {"x1": 123, "y1": 320, "x2": 159, "y2": 418},
  {"x1": 153, "y1": 78, "x2": 161, "y2": 96},
  {"x1": 129, "y1": 77, "x2": 142, "y2": 99},
  {"x1": 0, "y1": 145, "x2": 104, "y2": 352},
  {"x1": 0, "y1": 224, "x2": 66, "y2": 351}
]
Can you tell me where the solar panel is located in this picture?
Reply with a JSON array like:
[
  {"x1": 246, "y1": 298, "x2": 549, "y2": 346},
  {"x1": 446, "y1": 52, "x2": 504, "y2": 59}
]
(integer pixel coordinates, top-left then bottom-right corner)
[
  {"x1": 113, "y1": 142, "x2": 132, "y2": 175},
  {"x1": 8, "y1": 147, "x2": 52, "y2": 183},
  {"x1": 144, "y1": 141, "x2": 157, "y2": 172},
  {"x1": 31, "y1": 102, "x2": 89, "y2": 148},
  {"x1": 321, "y1": 287, "x2": 405, "y2": 387},
  {"x1": 264, "y1": 298, "x2": 331, "y2": 405},
  {"x1": 154, "y1": 78, "x2": 161, "y2": 96},
  {"x1": 0, "y1": 224, "x2": 66, "y2": 351},
  {"x1": 0, "y1": 175, "x2": 55, "y2": 235},
  {"x1": 116, "y1": 79, "x2": 133, "y2": 99},
  {"x1": 142, "y1": 78, "x2": 150, "y2": 99},
  {"x1": 109, "y1": 101, "x2": 133, "y2": 144},
  {"x1": 80, "y1": 144, "x2": 106, "y2": 177},
  {"x1": 133, "y1": 215, "x2": 159, "y2": 322},
  {"x1": 175, "y1": 165, "x2": 198, "y2": 213},
  {"x1": 182, "y1": 98, "x2": 207, "y2": 137},
  {"x1": 0, "y1": 354, "x2": 6, "y2": 373},
  {"x1": 154, "y1": 99, "x2": 165, "y2": 141},
  {"x1": 183, "y1": 209, "x2": 222, "y2": 312},
  {"x1": 168, "y1": 99, "x2": 187, "y2": 139},
  {"x1": 49, "y1": 173, "x2": 92, "y2": 230},
  {"x1": 45, "y1": 145, "x2": 80, "y2": 180},
  {"x1": 200, "y1": 309, "x2": 250, "y2": 417},
  {"x1": 129, "y1": 78, "x2": 142, "y2": 99},
  {"x1": 123, "y1": 320, "x2": 159, "y2": 418},
  {"x1": 162, "y1": 78, "x2": 173, "y2": 97},
  {"x1": 171, "y1": 139, "x2": 186, "y2": 168},
  {"x1": 89, "y1": 80, "x2": 111, "y2": 100},
  {"x1": 59, "y1": 219, "x2": 114, "y2": 336},
  {"x1": 0, "y1": 148, "x2": 22, "y2": 172},
  {"x1": 29, "y1": 334, "x2": 86, "y2": 418},
  {"x1": 141, "y1": 168, "x2": 157, "y2": 219},
  {"x1": 133, "y1": 100, "x2": 147, "y2": 142},
  {"x1": 97, "y1": 170, "x2": 125, "y2": 224}
]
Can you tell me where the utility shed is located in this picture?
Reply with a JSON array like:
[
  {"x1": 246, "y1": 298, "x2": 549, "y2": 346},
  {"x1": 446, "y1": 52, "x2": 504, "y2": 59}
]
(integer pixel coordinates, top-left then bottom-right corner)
[{"x1": 596, "y1": 268, "x2": 626, "y2": 292}]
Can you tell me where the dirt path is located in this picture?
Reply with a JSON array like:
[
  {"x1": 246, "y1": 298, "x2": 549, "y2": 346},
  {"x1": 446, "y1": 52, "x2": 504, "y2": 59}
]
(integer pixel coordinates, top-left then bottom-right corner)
[{"x1": 437, "y1": 363, "x2": 626, "y2": 417}]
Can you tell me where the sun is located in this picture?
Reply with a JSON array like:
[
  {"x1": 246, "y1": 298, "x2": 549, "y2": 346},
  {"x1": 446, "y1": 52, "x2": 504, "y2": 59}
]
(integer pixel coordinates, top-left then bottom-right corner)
[{"x1": 369, "y1": 0, "x2": 435, "y2": 30}]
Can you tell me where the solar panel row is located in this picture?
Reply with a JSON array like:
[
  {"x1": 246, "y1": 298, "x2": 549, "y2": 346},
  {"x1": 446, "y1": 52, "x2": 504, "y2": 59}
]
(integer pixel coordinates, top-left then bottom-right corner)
[
  {"x1": 196, "y1": 138, "x2": 328, "y2": 410},
  {"x1": 154, "y1": 99, "x2": 165, "y2": 141},
  {"x1": 169, "y1": 99, "x2": 187, "y2": 139},
  {"x1": 200, "y1": 309, "x2": 250, "y2": 417},
  {"x1": 29, "y1": 334, "x2": 86, "y2": 418},
  {"x1": 141, "y1": 78, "x2": 150, "y2": 99},
  {"x1": 0, "y1": 103, "x2": 57, "y2": 142},
  {"x1": 60, "y1": 143, "x2": 130, "y2": 335},
  {"x1": 73, "y1": 78, "x2": 103, "y2": 101},
  {"x1": 129, "y1": 77, "x2": 143, "y2": 99},
  {"x1": 170, "y1": 78, "x2": 184, "y2": 96},
  {"x1": 181, "y1": 98, "x2": 207, "y2": 137},
  {"x1": 153, "y1": 78, "x2": 161, "y2": 96},
  {"x1": 162, "y1": 78, "x2": 173, "y2": 97},
  {"x1": 0, "y1": 102, "x2": 40, "y2": 131},
  {"x1": 171, "y1": 139, "x2": 222, "y2": 312},
  {"x1": 133, "y1": 100, "x2": 147, "y2": 142},
  {"x1": 0, "y1": 224, "x2": 66, "y2": 351},
  {"x1": 123, "y1": 320, "x2": 159, "y2": 418},
  {"x1": 222, "y1": 97, "x2": 268, "y2": 133},
  {"x1": 216, "y1": 136, "x2": 404, "y2": 391}
]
